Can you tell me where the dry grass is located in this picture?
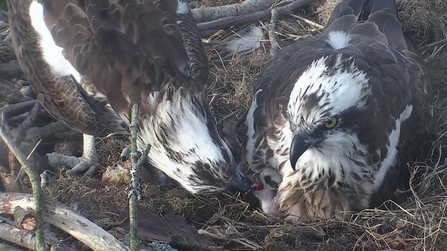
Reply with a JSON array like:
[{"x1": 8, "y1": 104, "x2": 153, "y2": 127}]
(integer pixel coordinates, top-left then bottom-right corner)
[
  {"x1": 17, "y1": 0, "x2": 447, "y2": 250},
  {"x1": 399, "y1": 0, "x2": 447, "y2": 46}
]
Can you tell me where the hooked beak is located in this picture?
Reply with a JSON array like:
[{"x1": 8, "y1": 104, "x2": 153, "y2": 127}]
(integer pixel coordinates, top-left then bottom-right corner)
[
  {"x1": 289, "y1": 134, "x2": 321, "y2": 171},
  {"x1": 228, "y1": 170, "x2": 254, "y2": 193}
]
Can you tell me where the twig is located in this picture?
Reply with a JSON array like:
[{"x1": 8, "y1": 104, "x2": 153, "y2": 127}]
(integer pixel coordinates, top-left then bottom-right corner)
[
  {"x1": 198, "y1": 229, "x2": 227, "y2": 241},
  {"x1": 128, "y1": 104, "x2": 151, "y2": 251},
  {"x1": 198, "y1": 228, "x2": 261, "y2": 250},
  {"x1": 197, "y1": 0, "x2": 314, "y2": 31},
  {"x1": 129, "y1": 104, "x2": 140, "y2": 251},
  {"x1": 0, "y1": 114, "x2": 47, "y2": 251},
  {"x1": 269, "y1": 8, "x2": 279, "y2": 57},
  {"x1": 290, "y1": 13, "x2": 325, "y2": 29},
  {"x1": 418, "y1": 37, "x2": 447, "y2": 51}
]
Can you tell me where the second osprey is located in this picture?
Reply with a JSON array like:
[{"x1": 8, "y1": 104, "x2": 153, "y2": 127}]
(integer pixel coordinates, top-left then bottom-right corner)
[{"x1": 246, "y1": 0, "x2": 433, "y2": 221}]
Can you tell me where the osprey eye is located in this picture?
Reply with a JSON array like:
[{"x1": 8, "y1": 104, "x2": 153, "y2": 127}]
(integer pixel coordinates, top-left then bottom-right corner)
[
  {"x1": 264, "y1": 176, "x2": 279, "y2": 188},
  {"x1": 325, "y1": 118, "x2": 337, "y2": 128}
]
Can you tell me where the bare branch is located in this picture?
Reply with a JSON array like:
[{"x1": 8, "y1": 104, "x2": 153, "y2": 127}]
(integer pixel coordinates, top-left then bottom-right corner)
[
  {"x1": 269, "y1": 8, "x2": 279, "y2": 56},
  {"x1": 129, "y1": 103, "x2": 141, "y2": 251},
  {"x1": 0, "y1": 221, "x2": 35, "y2": 250},
  {"x1": 197, "y1": 0, "x2": 314, "y2": 31},
  {"x1": 0, "y1": 221, "x2": 76, "y2": 251},
  {"x1": 13, "y1": 206, "x2": 39, "y2": 231},
  {"x1": 192, "y1": 0, "x2": 276, "y2": 23},
  {"x1": 0, "y1": 192, "x2": 130, "y2": 251},
  {"x1": 0, "y1": 115, "x2": 46, "y2": 251},
  {"x1": 128, "y1": 104, "x2": 150, "y2": 251},
  {"x1": 419, "y1": 37, "x2": 447, "y2": 51}
]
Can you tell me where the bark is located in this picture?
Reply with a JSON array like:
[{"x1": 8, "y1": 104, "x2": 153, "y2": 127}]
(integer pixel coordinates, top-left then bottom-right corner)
[
  {"x1": 197, "y1": 0, "x2": 314, "y2": 31},
  {"x1": 0, "y1": 117, "x2": 46, "y2": 251},
  {"x1": 129, "y1": 104, "x2": 140, "y2": 251},
  {"x1": 0, "y1": 192, "x2": 130, "y2": 251},
  {"x1": 13, "y1": 206, "x2": 39, "y2": 231},
  {"x1": 268, "y1": 8, "x2": 279, "y2": 56},
  {"x1": 0, "y1": 221, "x2": 36, "y2": 250},
  {"x1": 0, "y1": 221, "x2": 77, "y2": 251},
  {"x1": 192, "y1": 0, "x2": 276, "y2": 23}
]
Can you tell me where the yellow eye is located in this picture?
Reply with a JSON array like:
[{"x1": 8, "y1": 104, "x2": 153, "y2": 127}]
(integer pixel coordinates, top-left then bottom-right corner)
[{"x1": 325, "y1": 118, "x2": 337, "y2": 128}]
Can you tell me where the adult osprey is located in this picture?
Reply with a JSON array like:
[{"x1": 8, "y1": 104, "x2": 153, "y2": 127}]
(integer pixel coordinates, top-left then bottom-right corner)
[
  {"x1": 7, "y1": 0, "x2": 253, "y2": 194},
  {"x1": 245, "y1": 0, "x2": 433, "y2": 221}
]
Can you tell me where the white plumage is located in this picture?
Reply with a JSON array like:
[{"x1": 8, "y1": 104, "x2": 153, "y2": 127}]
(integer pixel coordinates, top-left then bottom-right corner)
[{"x1": 245, "y1": 0, "x2": 433, "y2": 221}]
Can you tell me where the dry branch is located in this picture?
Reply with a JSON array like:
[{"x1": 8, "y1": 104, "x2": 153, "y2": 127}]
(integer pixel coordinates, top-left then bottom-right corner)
[
  {"x1": 192, "y1": 0, "x2": 276, "y2": 23},
  {"x1": 0, "y1": 115, "x2": 46, "y2": 251},
  {"x1": 0, "y1": 221, "x2": 76, "y2": 251},
  {"x1": 0, "y1": 221, "x2": 35, "y2": 250},
  {"x1": 197, "y1": 0, "x2": 314, "y2": 31},
  {"x1": 0, "y1": 243, "x2": 26, "y2": 251},
  {"x1": 0, "y1": 192, "x2": 130, "y2": 251},
  {"x1": 129, "y1": 104, "x2": 141, "y2": 251},
  {"x1": 13, "y1": 206, "x2": 39, "y2": 231},
  {"x1": 268, "y1": 8, "x2": 279, "y2": 56},
  {"x1": 419, "y1": 37, "x2": 447, "y2": 51}
]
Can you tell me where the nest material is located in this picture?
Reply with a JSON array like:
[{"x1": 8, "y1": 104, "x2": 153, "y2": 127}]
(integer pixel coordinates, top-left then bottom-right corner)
[
  {"x1": 398, "y1": 0, "x2": 447, "y2": 46},
  {"x1": 6, "y1": 0, "x2": 447, "y2": 250}
]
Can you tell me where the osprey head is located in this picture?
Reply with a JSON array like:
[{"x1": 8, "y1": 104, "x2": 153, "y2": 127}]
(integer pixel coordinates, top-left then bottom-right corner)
[
  {"x1": 286, "y1": 54, "x2": 372, "y2": 189},
  {"x1": 252, "y1": 167, "x2": 281, "y2": 200},
  {"x1": 252, "y1": 167, "x2": 282, "y2": 216},
  {"x1": 138, "y1": 90, "x2": 253, "y2": 194}
]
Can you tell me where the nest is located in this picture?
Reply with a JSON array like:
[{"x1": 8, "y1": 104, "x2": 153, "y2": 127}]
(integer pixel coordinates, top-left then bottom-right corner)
[{"x1": 6, "y1": 0, "x2": 447, "y2": 250}]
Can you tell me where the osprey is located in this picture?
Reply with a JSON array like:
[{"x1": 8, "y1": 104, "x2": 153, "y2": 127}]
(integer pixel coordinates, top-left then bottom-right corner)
[
  {"x1": 7, "y1": 0, "x2": 253, "y2": 194},
  {"x1": 245, "y1": 0, "x2": 433, "y2": 221},
  {"x1": 251, "y1": 167, "x2": 282, "y2": 217}
]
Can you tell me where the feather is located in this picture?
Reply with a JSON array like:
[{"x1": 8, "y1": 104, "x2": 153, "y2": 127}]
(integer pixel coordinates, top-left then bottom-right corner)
[
  {"x1": 245, "y1": 0, "x2": 433, "y2": 222},
  {"x1": 7, "y1": 0, "x2": 253, "y2": 194},
  {"x1": 225, "y1": 26, "x2": 263, "y2": 54}
]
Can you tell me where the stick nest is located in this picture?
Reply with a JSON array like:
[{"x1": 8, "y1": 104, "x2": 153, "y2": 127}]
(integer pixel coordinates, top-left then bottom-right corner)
[{"x1": 13, "y1": 0, "x2": 447, "y2": 250}]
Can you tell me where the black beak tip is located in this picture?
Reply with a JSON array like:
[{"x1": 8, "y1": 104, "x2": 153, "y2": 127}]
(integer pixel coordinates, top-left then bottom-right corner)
[
  {"x1": 229, "y1": 175, "x2": 254, "y2": 193},
  {"x1": 290, "y1": 162, "x2": 297, "y2": 171},
  {"x1": 290, "y1": 134, "x2": 315, "y2": 172},
  {"x1": 289, "y1": 153, "x2": 299, "y2": 172}
]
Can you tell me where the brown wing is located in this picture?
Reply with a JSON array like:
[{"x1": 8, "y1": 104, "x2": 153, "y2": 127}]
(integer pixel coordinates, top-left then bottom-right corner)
[
  {"x1": 7, "y1": 0, "x2": 108, "y2": 135},
  {"x1": 42, "y1": 0, "x2": 197, "y2": 116}
]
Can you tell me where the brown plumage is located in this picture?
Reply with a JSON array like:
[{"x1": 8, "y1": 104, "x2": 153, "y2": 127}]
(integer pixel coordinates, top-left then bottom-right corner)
[
  {"x1": 245, "y1": 0, "x2": 433, "y2": 221},
  {"x1": 7, "y1": 0, "x2": 253, "y2": 194}
]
